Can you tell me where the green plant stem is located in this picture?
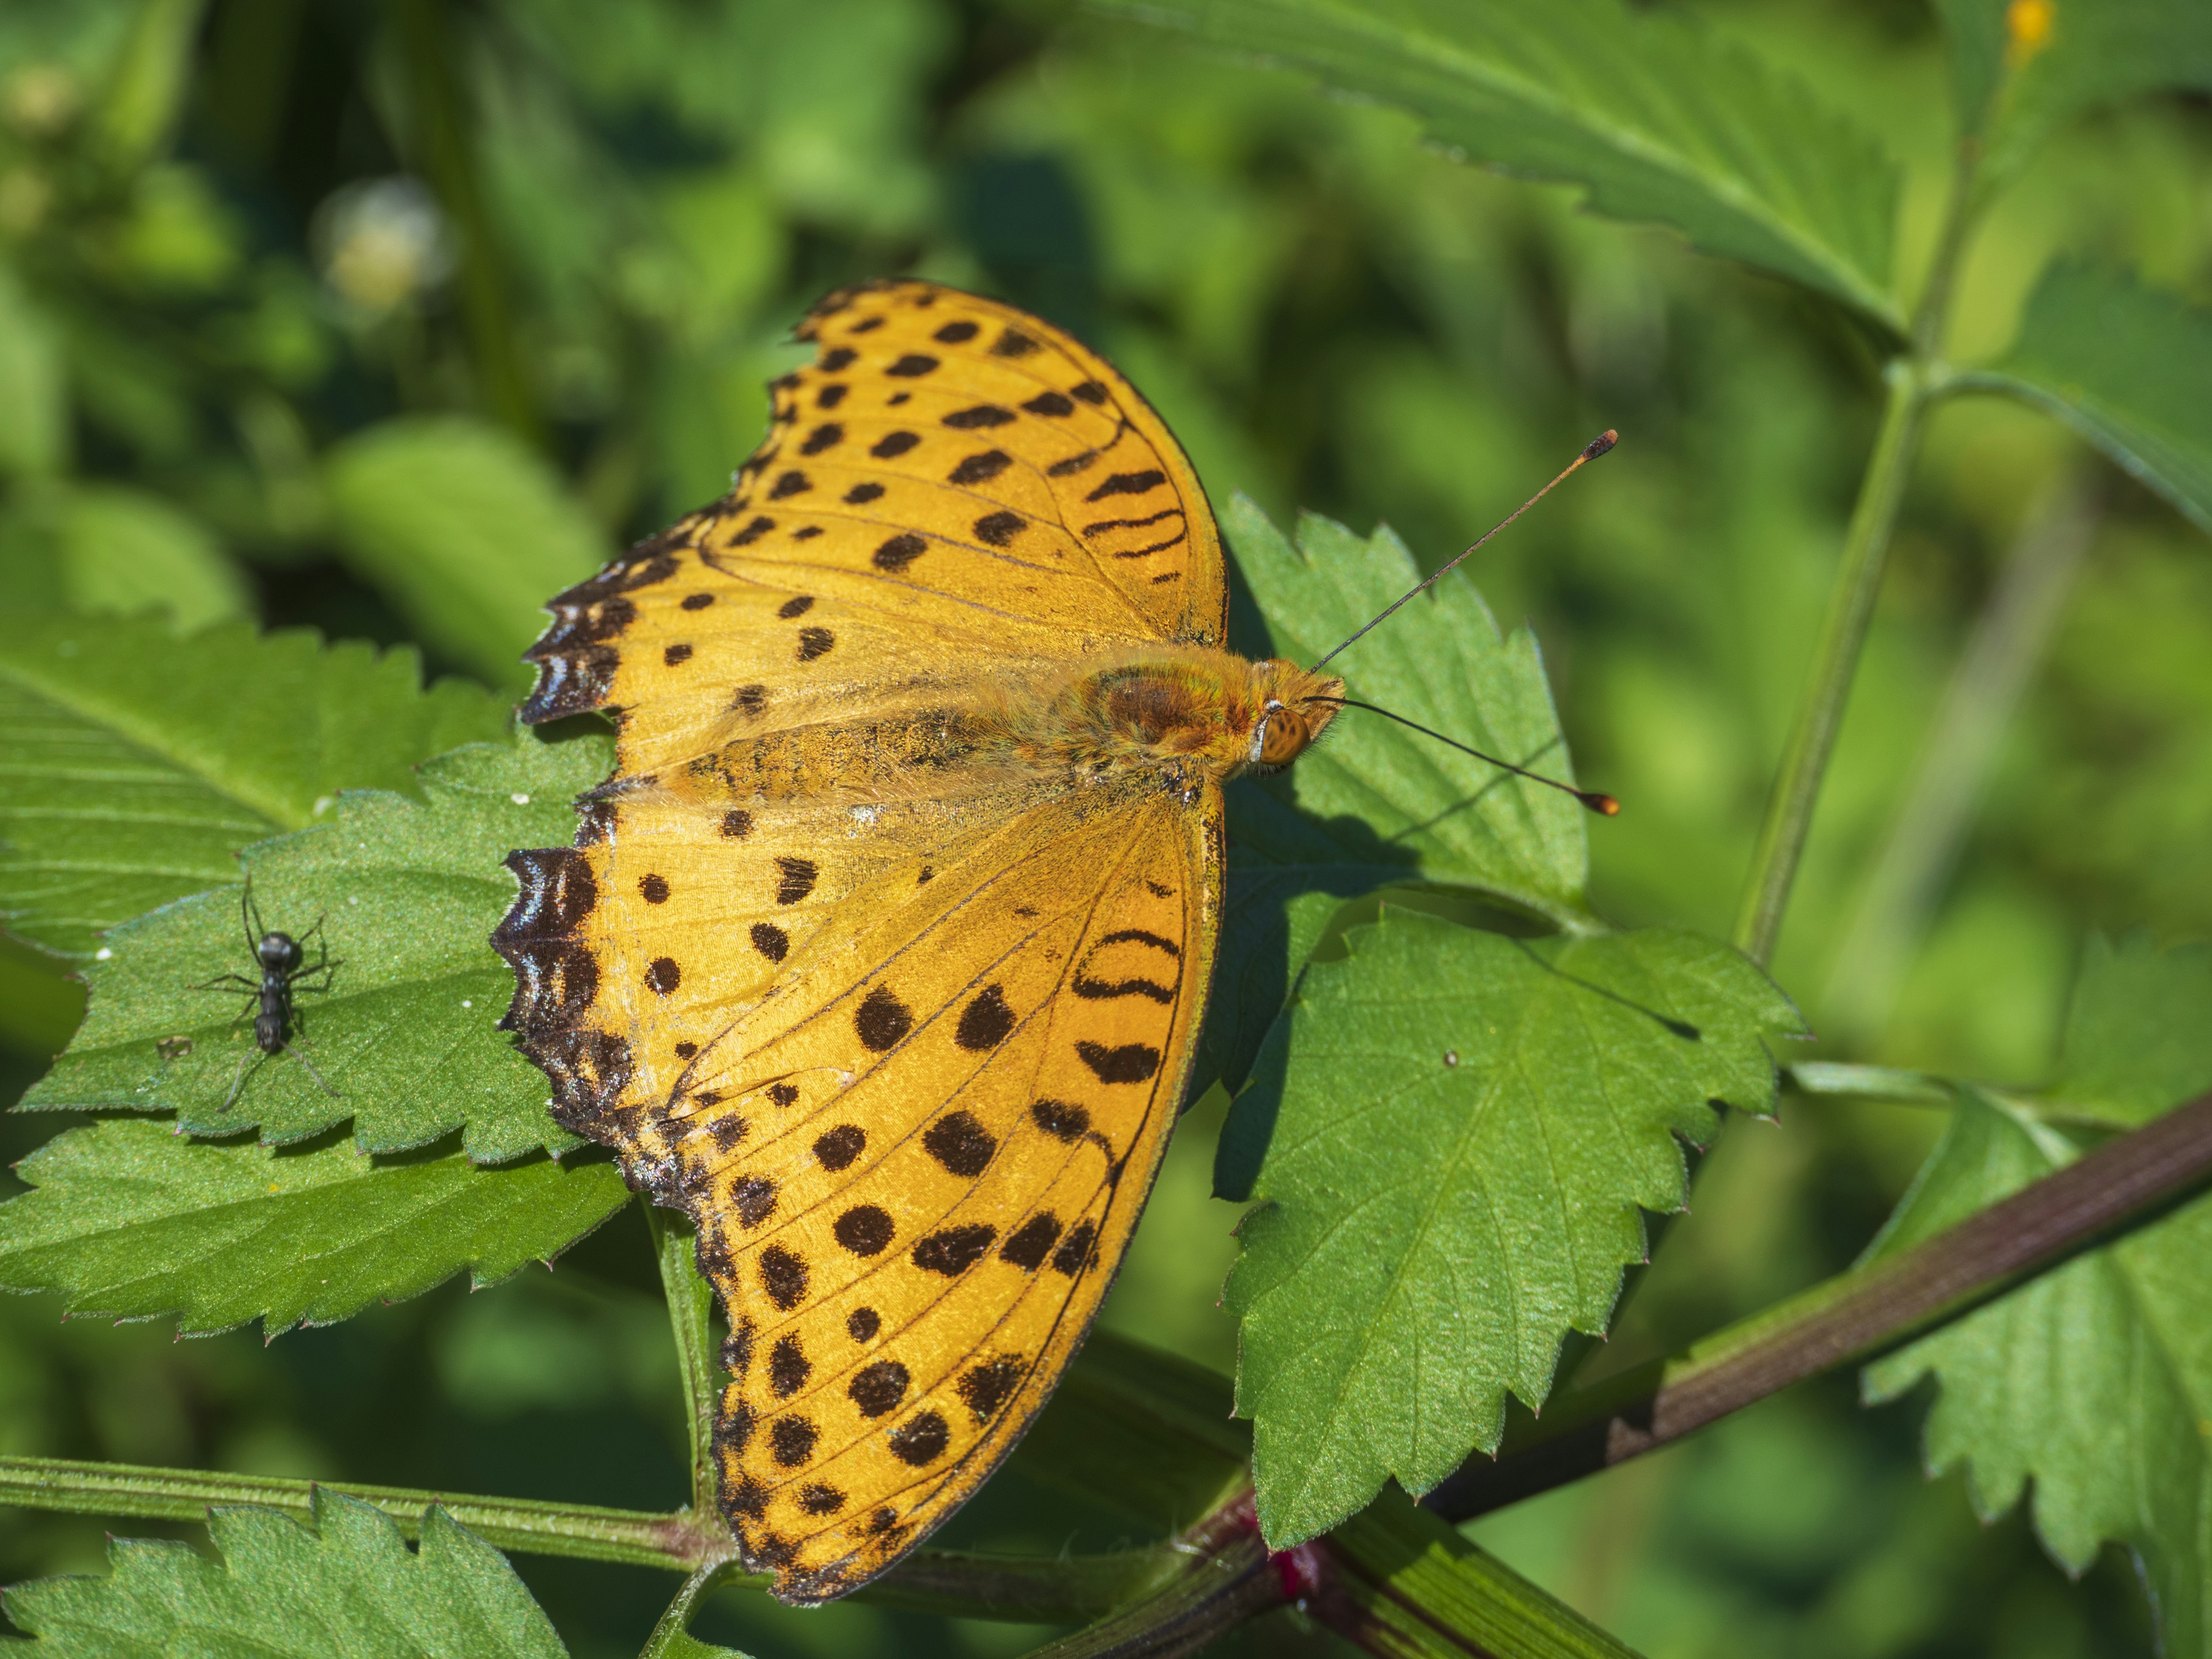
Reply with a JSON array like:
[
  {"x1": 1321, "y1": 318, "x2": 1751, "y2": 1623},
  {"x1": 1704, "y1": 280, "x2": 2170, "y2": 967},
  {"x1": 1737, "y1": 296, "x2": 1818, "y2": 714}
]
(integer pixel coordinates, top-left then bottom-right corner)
[
  {"x1": 1324, "y1": 1494, "x2": 1646, "y2": 1658},
  {"x1": 0, "y1": 1456, "x2": 1174, "y2": 1624},
  {"x1": 1423, "y1": 1090, "x2": 2212, "y2": 1519},
  {"x1": 642, "y1": 1557, "x2": 747, "y2": 1659},
  {"x1": 388, "y1": 0, "x2": 539, "y2": 443},
  {"x1": 647, "y1": 1200, "x2": 722, "y2": 1518},
  {"x1": 1733, "y1": 359, "x2": 1929, "y2": 965},
  {"x1": 0, "y1": 1457, "x2": 698, "y2": 1571}
]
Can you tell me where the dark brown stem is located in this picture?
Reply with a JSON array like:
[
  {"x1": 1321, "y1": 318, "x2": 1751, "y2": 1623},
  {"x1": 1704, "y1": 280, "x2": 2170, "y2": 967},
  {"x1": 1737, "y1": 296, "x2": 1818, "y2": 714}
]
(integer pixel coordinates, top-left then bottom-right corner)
[{"x1": 1426, "y1": 1092, "x2": 2212, "y2": 1520}]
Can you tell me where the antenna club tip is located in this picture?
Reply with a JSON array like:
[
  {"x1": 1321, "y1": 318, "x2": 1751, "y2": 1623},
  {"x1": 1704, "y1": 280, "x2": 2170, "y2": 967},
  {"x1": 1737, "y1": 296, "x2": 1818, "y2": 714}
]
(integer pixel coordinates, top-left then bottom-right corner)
[
  {"x1": 1584, "y1": 430, "x2": 1619, "y2": 460},
  {"x1": 1582, "y1": 792, "x2": 1621, "y2": 817}
]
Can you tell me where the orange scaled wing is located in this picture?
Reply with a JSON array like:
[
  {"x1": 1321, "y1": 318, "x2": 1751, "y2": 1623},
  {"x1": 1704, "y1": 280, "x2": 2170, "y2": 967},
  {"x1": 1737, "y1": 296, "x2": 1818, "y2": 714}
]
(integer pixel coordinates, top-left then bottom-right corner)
[{"x1": 496, "y1": 281, "x2": 1229, "y2": 1601}]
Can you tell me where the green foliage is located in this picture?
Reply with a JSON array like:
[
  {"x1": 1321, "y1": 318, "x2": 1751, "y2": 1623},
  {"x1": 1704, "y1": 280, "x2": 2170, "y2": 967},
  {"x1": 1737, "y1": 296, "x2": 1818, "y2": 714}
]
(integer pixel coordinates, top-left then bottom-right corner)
[
  {"x1": 1112, "y1": 0, "x2": 1903, "y2": 329},
  {"x1": 1224, "y1": 907, "x2": 1801, "y2": 1543},
  {"x1": 323, "y1": 418, "x2": 609, "y2": 688},
  {"x1": 1969, "y1": 264, "x2": 2212, "y2": 537},
  {"x1": 2047, "y1": 934, "x2": 2212, "y2": 1127},
  {"x1": 1, "y1": 482, "x2": 251, "y2": 629},
  {"x1": 0, "y1": 615, "x2": 508, "y2": 959},
  {"x1": 1225, "y1": 498, "x2": 1593, "y2": 922},
  {"x1": 0, "y1": 1116, "x2": 626, "y2": 1335},
  {"x1": 1940, "y1": 0, "x2": 2212, "y2": 183},
  {"x1": 2, "y1": 1490, "x2": 569, "y2": 1658},
  {"x1": 25, "y1": 732, "x2": 609, "y2": 1162},
  {"x1": 1863, "y1": 935, "x2": 2212, "y2": 1658},
  {"x1": 1206, "y1": 499, "x2": 1605, "y2": 1094},
  {"x1": 0, "y1": 0, "x2": 2206, "y2": 1653}
]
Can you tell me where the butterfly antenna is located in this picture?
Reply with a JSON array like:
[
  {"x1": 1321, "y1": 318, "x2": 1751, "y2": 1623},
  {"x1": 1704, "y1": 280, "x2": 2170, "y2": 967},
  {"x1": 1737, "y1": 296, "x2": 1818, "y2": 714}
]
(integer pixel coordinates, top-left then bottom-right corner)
[
  {"x1": 1311, "y1": 430, "x2": 1618, "y2": 672},
  {"x1": 1305, "y1": 695, "x2": 1619, "y2": 815}
]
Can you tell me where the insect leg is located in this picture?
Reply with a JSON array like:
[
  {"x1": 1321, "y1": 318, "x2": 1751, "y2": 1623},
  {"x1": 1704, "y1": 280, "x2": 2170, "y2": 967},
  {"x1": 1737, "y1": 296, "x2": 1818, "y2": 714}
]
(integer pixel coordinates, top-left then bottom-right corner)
[
  {"x1": 282, "y1": 1041, "x2": 342, "y2": 1100},
  {"x1": 222, "y1": 1049, "x2": 263, "y2": 1112}
]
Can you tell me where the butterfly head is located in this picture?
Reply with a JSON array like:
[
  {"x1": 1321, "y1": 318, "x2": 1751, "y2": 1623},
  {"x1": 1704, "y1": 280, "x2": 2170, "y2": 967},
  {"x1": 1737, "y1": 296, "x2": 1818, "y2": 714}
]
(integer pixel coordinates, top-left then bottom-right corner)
[{"x1": 1244, "y1": 658, "x2": 1344, "y2": 772}]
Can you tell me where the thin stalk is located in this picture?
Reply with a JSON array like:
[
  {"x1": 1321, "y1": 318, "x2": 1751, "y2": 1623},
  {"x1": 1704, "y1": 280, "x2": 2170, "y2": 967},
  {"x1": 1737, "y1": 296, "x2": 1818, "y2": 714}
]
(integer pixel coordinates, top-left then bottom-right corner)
[
  {"x1": 1423, "y1": 1090, "x2": 2212, "y2": 1520},
  {"x1": 647, "y1": 1200, "x2": 722, "y2": 1517},
  {"x1": 388, "y1": 0, "x2": 539, "y2": 443},
  {"x1": 641, "y1": 1557, "x2": 746, "y2": 1659},
  {"x1": 0, "y1": 1457, "x2": 699, "y2": 1571},
  {"x1": 0, "y1": 1455, "x2": 1176, "y2": 1624},
  {"x1": 1821, "y1": 475, "x2": 2098, "y2": 1040},
  {"x1": 1732, "y1": 360, "x2": 1927, "y2": 965}
]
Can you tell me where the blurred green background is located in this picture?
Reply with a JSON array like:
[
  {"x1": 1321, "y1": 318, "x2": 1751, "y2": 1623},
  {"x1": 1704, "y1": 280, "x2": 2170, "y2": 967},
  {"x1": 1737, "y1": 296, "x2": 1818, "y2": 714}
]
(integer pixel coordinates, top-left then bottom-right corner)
[{"x1": 0, "y1": 0, "x2": 2203, "y2": 1654}]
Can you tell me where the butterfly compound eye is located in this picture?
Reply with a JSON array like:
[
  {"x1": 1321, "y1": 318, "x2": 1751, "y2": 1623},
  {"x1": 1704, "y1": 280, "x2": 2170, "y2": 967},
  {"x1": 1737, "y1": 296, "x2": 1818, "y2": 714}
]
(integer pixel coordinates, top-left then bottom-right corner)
[{"x1": 1257, "y1": 709, "x2": 1310, "y2": 767}]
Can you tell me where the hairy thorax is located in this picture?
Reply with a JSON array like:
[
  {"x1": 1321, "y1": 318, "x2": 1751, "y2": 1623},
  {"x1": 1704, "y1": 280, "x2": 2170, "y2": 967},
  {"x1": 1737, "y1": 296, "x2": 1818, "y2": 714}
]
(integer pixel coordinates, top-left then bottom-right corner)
[{"x1": 668, "y1": 646, "x2": 1344, "y2": 809}]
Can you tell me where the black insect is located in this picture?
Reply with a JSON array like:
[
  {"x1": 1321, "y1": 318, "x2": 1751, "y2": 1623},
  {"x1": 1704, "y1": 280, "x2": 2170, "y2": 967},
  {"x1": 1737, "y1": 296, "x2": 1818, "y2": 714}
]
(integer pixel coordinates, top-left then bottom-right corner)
[{"x1": 197, "y1": 878, "x2": 342, "y2": 1109}]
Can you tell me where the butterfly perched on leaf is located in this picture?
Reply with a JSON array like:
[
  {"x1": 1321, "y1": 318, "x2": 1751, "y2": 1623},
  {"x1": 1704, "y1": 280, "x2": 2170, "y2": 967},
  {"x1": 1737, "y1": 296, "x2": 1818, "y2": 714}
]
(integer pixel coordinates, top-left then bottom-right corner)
[{"x1": 493, "y1": 279, "x2": 1350, "y2": 1602}]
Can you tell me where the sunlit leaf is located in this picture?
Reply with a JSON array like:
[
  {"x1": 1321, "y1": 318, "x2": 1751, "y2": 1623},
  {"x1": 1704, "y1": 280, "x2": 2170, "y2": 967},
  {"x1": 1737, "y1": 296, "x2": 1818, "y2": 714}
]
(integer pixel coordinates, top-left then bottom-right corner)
[
  {"x1": 1937, "y1": 0, "x2": 2212, "y2": 180},
  {"x1": 1962, "y1": 264, "x2": 2212, "y2": 537},
  {"x1": 1863, "y1": 935, "x2": 2212, "y2": 1659},
  {"x1": 1225, "y1": 906, "x2": 1801, "y2": 1545},
  {"x1": 0, "y1": 1117, "x2": 627, "y2": 1335},
  {"x1": 2, "y1": 1491, "x2": 569, "y2": 1658},
  {"x1": 0, "y1": 615, "x2": 509, "y2": 960},
  {"x1": 324, "y1": 416, "x2": 609, "y2": 687},
  {"x1": 25, "y1": 733, "x2": 613, "y2": 1164},
  {"x1": 1108, "y1": 0, "x2": 1903, "y2": 328}
]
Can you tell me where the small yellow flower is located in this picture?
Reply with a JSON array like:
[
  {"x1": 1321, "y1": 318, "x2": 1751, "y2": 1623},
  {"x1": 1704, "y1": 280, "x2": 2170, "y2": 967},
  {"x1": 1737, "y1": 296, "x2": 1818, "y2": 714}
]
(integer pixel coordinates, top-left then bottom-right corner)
[{"x1": 2006, "y1": 0, "x2": 2055, "y2": 67}]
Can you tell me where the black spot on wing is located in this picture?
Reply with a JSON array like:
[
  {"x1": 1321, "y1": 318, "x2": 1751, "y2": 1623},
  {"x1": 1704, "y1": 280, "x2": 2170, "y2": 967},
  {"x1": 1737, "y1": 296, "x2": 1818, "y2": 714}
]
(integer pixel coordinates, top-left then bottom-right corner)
[
  {"x1": 922, "y1": 1110, "x2": 997, "y2": 1177},
  {"x1": 1077, "y1": 1040, "x2": 1160, "y2": 1084},
  {"x1": 954, "y1": 984, "x2": 1016, "y2": 1051},
  {"x1": 1086, "y1": 469, "x2": 1166, "y2": 502},
  {"x1": 912, "y1": 1224, "x2": 995, "y2": 1276},
  {"x1": 949, "y1": 450, "x2": 1012, "y2": 486},
  {"x1": 888, "y1": 1411, "x2": 948, "y2": 1465},
  {"x1": 873, "y1": 534, "x2": 926, "y2": 572},
  {"x1": 944, "y1": 404, "x2": 1015, "y2": 429},
  {"x1": 999, "y1": 1213, "x2": 1062, "y2": 1270},
  {"x1": 855, "y1": 986, "x2": 912, "y2": 1051}
]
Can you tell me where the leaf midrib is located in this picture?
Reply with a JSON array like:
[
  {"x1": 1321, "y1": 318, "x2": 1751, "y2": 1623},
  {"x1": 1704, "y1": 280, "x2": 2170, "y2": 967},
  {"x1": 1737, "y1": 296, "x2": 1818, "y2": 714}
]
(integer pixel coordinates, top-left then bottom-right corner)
[{"x1": 0, "y1": 654, "x2": 306, "y2": 838}]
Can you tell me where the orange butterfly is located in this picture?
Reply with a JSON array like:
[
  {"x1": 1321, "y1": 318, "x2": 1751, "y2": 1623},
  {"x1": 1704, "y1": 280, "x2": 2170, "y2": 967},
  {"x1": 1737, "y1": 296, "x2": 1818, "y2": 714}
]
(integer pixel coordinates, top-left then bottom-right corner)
[{"x1": 494, "y1": 279, "x2": 1347, "y2": 1602}]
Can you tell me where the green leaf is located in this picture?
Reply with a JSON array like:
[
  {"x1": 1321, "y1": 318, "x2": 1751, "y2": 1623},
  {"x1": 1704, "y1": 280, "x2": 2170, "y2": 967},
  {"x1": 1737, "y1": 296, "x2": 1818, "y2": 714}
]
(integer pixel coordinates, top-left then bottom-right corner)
[
  {"x1": 2, "y1": 1490, "x2": 569, "y2": 1658},
  {"x1": 1962, "y1": 264, "x2": 2212, "y2": 538},
  {"x1": 2046, "y1": 933, "x2": 2212, "y2": 1127},
  {"x1": 26, "y1": 733, "x2": 612, "y2": 1163},
  {"x1": 1109, "y1": 0, "x2": 1902, "y2": 329},
  {"x1": 0, "y1": 614, "x2": 509, "y2": 960},
  {"x1": 1863, "y1": 934, "x2": 2212, "y2": 1659},
  {"x1": 0, "y1": 1116, "x2": 627, "y2": 1335},
  {"x1": 1224, "y1": 497, "x2": 1595, "y2": 924},
  {"x1": 1861, "y1": 1094, "x2": 2212, "y2": 1659},
  {"x1": 2, "y1": 482, "x2": 254, "y2": 633},
  {"x1": 1204, "y1": 778, "x2": 1416, "y2": 1098},
  {"x1": 1225, "y1": 906, "x2": 1802, "y2": 1546},
  {"x1": 324, "y1": 416, "x2": 610, "y2": 687},
  {"x1": 1941, "y1": 0, "x2": 2212, "y2": 180}
]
